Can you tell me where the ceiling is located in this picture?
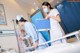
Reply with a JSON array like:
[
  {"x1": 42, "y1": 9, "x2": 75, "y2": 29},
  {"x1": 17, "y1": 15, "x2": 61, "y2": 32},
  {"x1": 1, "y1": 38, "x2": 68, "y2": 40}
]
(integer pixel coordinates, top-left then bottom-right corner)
[
  {"x1": 15, "y1": 0, "x2": 63, "y2": 14},
  {"x1": 15, "y1": 0, "x2": 38, "y2": 13}
]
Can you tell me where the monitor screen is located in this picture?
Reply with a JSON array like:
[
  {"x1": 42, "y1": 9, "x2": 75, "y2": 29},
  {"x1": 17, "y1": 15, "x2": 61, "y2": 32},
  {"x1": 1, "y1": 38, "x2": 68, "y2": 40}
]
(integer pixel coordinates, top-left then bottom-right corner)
[
  {"x1": 35, "y1": 19, "x2": 50, "y2": 31},
  {"x1": 30, "y1": 10, "x2": 44, "y2": 24},
  {"x1": 30, "y1": 9, "x2": 51, "y2": 46}
]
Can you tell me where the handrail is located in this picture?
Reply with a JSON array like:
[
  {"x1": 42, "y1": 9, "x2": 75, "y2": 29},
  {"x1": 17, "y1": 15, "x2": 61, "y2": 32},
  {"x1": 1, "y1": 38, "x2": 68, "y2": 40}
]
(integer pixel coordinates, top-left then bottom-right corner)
[
  {"x1": 0, "y1": 30, "x2": 15, "y2": 36},
  {"x1": 38, "y1": 30, "x2": 80, "y2": 46},
  {"x1": 25, "y1": 30, "x2": 80, "y2": 50},
  {"x1": 0, "y1": 29, "x2": 80, "y2": 50},
  {"x1": 0, "y1": 29, "x2": 14, "y2": 31}
]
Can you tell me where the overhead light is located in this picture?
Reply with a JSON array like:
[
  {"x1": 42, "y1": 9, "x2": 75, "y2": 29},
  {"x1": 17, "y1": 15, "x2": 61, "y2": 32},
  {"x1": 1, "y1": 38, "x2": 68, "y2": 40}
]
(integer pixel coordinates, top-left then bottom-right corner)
[{"x1": 31, "y1": 8, "x2": 36, "y2": 14}]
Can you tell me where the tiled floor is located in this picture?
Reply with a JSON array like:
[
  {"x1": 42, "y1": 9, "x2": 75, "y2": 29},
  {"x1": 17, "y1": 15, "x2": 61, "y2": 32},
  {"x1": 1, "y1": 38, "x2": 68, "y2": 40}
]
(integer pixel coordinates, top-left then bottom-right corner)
[
  {"x1": 67, "y1": 37, "x2": 77, "y2": 43},
  {"x1": 67, "y1": 34, "x2": 80, "y2": 43}
]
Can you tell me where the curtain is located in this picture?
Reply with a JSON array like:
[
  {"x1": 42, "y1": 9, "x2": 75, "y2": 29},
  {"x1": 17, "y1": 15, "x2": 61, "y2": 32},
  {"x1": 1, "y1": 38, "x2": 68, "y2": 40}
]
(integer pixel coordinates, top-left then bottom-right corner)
[{"x1": 55, "y1": 1, "x2": 80, "y2": 34}]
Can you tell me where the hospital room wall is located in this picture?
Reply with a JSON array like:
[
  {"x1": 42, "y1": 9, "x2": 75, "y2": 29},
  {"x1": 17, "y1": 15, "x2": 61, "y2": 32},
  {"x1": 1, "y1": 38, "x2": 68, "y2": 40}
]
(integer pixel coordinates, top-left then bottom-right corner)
[
  {"x1": 0, "y1": 35, "x2": 19, "y2": 52},
  {"x1": 0, "y1": 0, "x2": 29, "y2": 30},
  {"x1": 0, "y1": 0, "x2": 29, "y2": 52}
]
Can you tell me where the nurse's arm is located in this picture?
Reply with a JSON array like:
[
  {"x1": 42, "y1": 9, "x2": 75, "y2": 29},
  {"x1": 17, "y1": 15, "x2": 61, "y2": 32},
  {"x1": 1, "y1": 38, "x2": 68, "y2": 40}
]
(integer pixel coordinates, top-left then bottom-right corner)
[
  {"x1": 45, "y1": 14, "x2": 51, "y2": 19},
  {"x1": 27, "y1": 23, "x2": 39, "y2": 49},
  {"x1": 50, "y1": 14, "x2": 61, "y2": 22},
  {"x1": 26, "y1": 41, "x2": 39, "y2": 50},
  {"x1": 33, "y1": 41, "x2": 39, "y2": 48},
  {"x1": 55, "y1": 14, "x2": 61, "y2": 22}
]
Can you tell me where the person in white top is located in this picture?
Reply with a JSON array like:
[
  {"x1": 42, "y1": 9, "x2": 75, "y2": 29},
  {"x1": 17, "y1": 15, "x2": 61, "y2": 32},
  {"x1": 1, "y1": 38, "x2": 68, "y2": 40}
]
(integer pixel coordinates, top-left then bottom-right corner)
[
  {"x1": 16, "y1": 15, "x2": 49, "y2": 51},
  {"x1": 42, "y1": 2, "x2": 67, "y2": 45}
]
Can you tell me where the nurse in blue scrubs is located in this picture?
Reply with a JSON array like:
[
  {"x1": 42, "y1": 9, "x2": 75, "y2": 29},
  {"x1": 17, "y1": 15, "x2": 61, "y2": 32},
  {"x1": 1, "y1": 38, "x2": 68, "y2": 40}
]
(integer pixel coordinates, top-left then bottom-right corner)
[{"x1": 16, "y1": 15, "x2": 48, "y2": 51}]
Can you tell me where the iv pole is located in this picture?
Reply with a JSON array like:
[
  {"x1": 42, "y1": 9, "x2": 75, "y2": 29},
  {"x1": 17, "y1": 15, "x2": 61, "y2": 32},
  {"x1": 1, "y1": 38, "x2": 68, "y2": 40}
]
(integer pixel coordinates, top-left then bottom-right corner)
[{"x1": 12, "y1": 19, "x2": 21, "y2": 53}]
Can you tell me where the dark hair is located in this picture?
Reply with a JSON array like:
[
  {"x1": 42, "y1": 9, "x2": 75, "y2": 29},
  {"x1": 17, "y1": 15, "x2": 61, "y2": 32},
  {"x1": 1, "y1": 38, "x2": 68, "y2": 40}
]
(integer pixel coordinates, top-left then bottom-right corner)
[
  {"x1": 42, "y1": 2, "x2": 53, "y2": 9},
  {"x1": 16, "y1": 18, "x2": 27, "y2": 24},
  {"x1": 16, "y1": 20, "x2": 18, "y2": 24},
  {"x1": 0, "y1": 46, "x2": 1, "y2": 48}
]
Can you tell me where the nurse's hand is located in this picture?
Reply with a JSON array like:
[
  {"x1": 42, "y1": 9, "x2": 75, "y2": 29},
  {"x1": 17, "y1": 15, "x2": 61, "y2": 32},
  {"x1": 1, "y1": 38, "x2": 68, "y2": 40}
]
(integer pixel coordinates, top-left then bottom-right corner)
[
  {"x1": 45, "y1": 15, "x2": 51, "y2": 19},
  {"x1": 45, "y1": 16, "x2": 49, "y2": 19},
  {"x1": 45, "y1": 29, "x2": 49, "y2": 32},
  {"x1": 32, "y1": 41, "x2": 39, "y2": 49},
  {"x1": 19, "y1": 36, "x2": 25, "y2": 40}
]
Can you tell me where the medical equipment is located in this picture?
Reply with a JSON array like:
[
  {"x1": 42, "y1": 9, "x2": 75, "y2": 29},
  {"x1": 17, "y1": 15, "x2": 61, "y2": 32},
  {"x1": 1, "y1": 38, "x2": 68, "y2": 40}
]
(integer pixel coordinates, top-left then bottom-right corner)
[{"x1": 35, "y1": 19, "x2": 50, "y2": 31}]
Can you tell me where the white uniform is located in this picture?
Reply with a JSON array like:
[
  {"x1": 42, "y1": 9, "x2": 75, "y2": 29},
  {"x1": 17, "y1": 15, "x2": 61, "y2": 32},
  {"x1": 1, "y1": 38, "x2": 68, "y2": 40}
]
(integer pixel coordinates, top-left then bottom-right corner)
[
  {"x1": 48, "y1": 9, "x2": 67, "y2": 45},
  {"x1": 24, "y1": 22, "x2": 48, "y2": 50}
]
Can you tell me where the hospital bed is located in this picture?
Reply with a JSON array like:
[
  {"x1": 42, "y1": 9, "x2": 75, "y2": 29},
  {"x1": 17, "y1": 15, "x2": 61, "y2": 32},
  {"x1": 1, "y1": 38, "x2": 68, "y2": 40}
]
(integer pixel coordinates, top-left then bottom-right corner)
[{"x1": 26, "y1": 30, "x2": 80, "y2": 53}]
